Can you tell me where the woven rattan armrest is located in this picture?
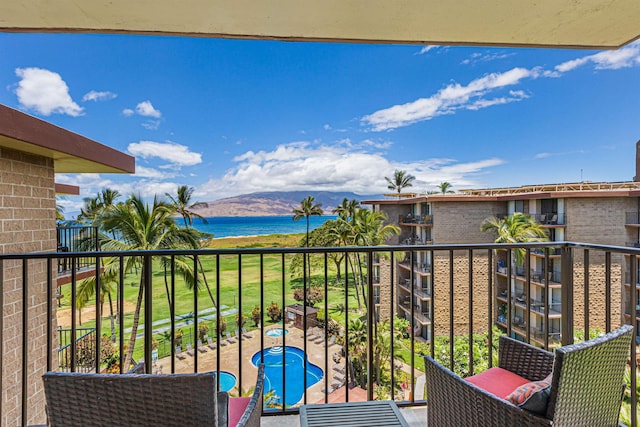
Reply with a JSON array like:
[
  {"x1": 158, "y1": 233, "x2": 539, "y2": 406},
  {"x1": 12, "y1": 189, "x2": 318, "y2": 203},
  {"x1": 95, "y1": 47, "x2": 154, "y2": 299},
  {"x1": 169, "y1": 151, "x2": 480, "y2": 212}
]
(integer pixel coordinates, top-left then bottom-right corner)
[{"x1": 498, "y1": 335, "x2": 554, "y2": 381}]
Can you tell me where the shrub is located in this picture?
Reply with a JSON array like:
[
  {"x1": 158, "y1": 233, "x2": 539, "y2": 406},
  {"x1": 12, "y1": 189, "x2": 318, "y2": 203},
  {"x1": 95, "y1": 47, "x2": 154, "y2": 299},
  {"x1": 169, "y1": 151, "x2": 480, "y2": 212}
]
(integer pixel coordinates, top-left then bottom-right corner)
[
  {"x1": 267, "y1": 302, "x2": 282, "y2": 322},
  {"x1": 251, "y1": 305, "x2": 261, "y2": 327}
]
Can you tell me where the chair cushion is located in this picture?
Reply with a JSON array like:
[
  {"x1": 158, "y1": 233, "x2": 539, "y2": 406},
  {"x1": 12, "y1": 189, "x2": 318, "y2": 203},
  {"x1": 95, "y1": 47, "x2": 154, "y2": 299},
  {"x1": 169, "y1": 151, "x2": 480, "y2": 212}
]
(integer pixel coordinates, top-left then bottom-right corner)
[
  {"x1": 228, "y1": 397, "x2": 251, "y2": 427},
  {"x1": 466, "y1": 367, "x2": 530, "y2": 399},
  {"x1": 506, "y1": 380, "x2": 551, "y2": 415}
]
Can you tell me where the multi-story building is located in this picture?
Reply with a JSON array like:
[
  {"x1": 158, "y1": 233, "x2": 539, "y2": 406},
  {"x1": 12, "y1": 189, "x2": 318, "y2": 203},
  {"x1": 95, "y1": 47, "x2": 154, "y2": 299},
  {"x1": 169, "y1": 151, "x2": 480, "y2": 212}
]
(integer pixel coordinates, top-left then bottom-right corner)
[{"x1": 364, "y1": 144, "x2": 640, "y2": 346}]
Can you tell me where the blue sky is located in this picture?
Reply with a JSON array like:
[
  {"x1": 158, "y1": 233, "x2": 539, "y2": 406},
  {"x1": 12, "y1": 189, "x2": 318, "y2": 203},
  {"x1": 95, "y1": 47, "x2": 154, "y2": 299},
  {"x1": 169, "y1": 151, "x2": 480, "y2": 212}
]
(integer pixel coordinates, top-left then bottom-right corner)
[{"x1": 1, "y1": 34, "x2": 639, "y2": 215}]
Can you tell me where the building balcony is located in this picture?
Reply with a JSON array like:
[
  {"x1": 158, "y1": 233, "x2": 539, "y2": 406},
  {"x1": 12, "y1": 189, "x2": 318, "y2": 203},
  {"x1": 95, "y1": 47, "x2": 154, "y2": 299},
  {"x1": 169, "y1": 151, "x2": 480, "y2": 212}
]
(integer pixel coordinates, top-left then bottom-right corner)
[
  {"x1": 4, "y1": 241, "x2": 639, "y2": 426},
  {"x1": 530, "y1": 212, "x2": 566, "y2": 226},
  {"x1": 399, "y1": 214, "x2": 433, "y2": 226},
  {"x1": 626, "y1": 212, "x2": 640, "y2": 226}
]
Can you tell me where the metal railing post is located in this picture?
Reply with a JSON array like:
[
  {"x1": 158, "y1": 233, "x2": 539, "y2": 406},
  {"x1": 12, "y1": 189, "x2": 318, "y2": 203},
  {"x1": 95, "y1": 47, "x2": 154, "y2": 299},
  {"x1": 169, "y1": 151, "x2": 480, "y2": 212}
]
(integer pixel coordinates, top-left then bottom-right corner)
[{"x1": 560, "y1": 245, "x2": 574, "y2": 345}]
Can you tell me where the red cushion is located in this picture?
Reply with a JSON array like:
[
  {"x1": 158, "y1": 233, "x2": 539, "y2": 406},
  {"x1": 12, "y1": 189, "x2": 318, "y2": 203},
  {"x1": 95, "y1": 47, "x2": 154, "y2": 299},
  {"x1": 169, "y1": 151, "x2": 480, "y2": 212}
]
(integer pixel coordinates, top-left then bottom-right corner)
[
  {"x1": 228, "y1": 397, "x2": 251, "y2": 427},
  {"x1": 466, "y1": 367, "x2": 530, "y2": 399}
]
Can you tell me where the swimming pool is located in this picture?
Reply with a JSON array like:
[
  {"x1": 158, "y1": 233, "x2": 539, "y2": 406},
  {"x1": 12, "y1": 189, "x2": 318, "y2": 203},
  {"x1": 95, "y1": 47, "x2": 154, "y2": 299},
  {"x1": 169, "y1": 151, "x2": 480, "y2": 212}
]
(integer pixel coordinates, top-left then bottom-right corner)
[
  {"x1": 265, "y1": 328, "x2": 288, "y2": 337},
  {"x1": 251, "y1": 346, "x2": 323, "y2": 407},
  {"x1": 216, "y1": 371, "x2": 237, "y2": 392}
]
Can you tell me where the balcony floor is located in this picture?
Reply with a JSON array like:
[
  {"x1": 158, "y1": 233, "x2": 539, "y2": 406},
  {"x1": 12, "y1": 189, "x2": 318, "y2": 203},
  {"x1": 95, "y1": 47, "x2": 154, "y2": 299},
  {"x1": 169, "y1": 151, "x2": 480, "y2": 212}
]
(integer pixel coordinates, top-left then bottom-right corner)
[{"x1": 261, "y1": 406, "x2": 428, "y2": 426}]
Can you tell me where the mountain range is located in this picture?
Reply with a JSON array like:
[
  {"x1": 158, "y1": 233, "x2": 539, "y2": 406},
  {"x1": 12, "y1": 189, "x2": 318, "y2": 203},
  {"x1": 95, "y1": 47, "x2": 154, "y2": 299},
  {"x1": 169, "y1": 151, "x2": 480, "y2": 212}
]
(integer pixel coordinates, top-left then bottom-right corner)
[{"x1": 191, "y1": 191, "x2": 380, "y2": 217}]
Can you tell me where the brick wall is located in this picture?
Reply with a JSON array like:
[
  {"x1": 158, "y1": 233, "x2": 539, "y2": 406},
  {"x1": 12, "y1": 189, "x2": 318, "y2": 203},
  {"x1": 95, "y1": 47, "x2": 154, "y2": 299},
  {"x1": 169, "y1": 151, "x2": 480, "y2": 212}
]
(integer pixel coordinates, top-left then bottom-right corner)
[
  {"x1": 1, "y1": 148, "x2": 57, "y2": 426},
  {"x1": 432, "y1": 201, "x2": 506, "y2": 244}
]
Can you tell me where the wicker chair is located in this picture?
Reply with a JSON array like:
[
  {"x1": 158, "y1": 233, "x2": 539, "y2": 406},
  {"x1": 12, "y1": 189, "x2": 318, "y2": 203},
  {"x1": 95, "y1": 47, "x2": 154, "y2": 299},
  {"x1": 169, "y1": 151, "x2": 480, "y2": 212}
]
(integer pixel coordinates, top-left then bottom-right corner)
[
  {"x1": 424, "y1": 325, "x2": 633, "y2": 427},
  {"x1": 43, "y1": 371, "x2": 218, "y2": 426},
  {"x1": 43, "y1": 364, "x2": 265, "y2": 427}
]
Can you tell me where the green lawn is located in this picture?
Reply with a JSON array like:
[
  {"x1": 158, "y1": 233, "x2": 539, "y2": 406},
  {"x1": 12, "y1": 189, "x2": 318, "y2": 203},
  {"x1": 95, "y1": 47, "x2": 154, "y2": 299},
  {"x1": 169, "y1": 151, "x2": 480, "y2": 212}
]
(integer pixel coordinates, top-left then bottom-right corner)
[{"x1": 57, "y1": 234, "x2": 367, "y2": 362}]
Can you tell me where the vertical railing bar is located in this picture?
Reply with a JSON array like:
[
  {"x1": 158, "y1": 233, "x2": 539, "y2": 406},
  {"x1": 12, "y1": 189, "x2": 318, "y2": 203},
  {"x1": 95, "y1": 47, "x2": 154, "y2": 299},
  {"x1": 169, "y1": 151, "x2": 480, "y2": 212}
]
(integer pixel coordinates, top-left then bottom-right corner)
[
  {"x1": 281, "y1": 253, "x2": 286, "y2": 412},
  {"x1": 143, "y1": 254, "x2": 153, "y2": 374},
  {"x1": 259, "y1": 253, "x2": 264, "y2": 364},
  {"x1": 119, "y1": 256, "x2": 125, "y2": 373},
  {"x1": 324, "y1": 252, "x2": 329, "y2": 403},
  {"x1": 21, "y1": 259, "x2": 28, "y2": 427},
  {"x1": 487, "y1": 249, "x2": 493, "y2": 368},
  {"x1": 525, "y1": 248, "x2": 531, "y2": 344},
  {"x1": 366, "y1": 251, "x2": 375, "y2": 401},
  {"x1": 344, "y1": 251, "x2": 350, "y2": 403},
  {"x1": 170, "y1": 255, "x2": 176, "y2": 373},
  {"x1": 430, "y1": 249, "x2": 435, "y2": 360},
  {"x1": 193, "y1": 254, "x2": 199, "y2": 372},
  {"x1": 94, "y1": 255, "x2": 101, "y2": 374},
  {"x1": 46, "y1": 257, "x2": 52, "y2": 372},
  {"x1": 448, "y1": 250, "x2": 454, "y2": 371},
  {"x1": 390, "y1": 251, "x2": 396, "y2": 394},
  {"x1": 215, "y1": 254, "x2": 221, "y2": 389},
  {"x1": 605, "y1": 251, "x2": 611, "y2": 333},
  {"x1": 544, "y1": 249, "x2": 549, "y2": 350},
  {"x1": 560, "y1": 245, "x2": 574, "y2": 346},
  {"x1": 410, "y1": 249, "x2": 415, "y2": 401},
  {"x1": 0, "y1": 259, "x2": 3, "y2": 422},
  {"x1": 506, "y1": 250, "x2": 512, "y2": 337},
  {"x1": 583, "y1": 249, "x2": 589, "y2": 340},
  {"x1": 302, "y1": 251, "x2": 308, "y2": 405},
  {"x1": 630, "y1": 254, "x2": 637, "y2": 427},
  {"x1": 70, "y1": 257, "x2": 77, "y2": 372},
  {"x1": 237, "y1": 254, "x2": 242, "y2": 393},
  {"x1": 468, "y1": 249, "x2": 474, "y2": 377}
]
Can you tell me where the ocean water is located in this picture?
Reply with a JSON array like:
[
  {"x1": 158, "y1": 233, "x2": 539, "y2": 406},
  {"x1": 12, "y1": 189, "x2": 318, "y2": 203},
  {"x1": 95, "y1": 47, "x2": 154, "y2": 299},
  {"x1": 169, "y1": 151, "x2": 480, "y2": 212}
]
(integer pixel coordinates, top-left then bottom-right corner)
[{"x1": 187, "y1": 215, "x2": 337, "y2": 238}]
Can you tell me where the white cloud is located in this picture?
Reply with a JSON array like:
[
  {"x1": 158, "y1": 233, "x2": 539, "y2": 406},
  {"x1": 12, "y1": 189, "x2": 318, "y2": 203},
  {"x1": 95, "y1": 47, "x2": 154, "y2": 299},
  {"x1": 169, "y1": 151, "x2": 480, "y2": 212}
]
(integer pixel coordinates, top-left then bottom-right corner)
[
  {"x1": 122, "y1": 108, "x2": 134, "y2": 116},
  {"x1": 135, "y1": 100, "x2": 162, "y2": 118},
  {"x1": 15, "y1": 67, "x2": 83, "y2": 116},
  {"x1": 362, "y1": 67, "x2": 535, "y2": 131},
  {"x1": 416, "y1": 45, "x2": 438, "y2": 55},
  {"x1": 323, "y1": 124, "x2": 332, "y2": 130},
  {"x1": 197, "y1": 140, "x2": 504, "y2": 200},
  {"x1": 461, "y1": 51, "x2": 514, "y2": 65},
  {"x1": 555, "y1": 40, "x2": 640, "y2": 72},
  {"x1": 127, "y1": 140, "x2": 202, "y2": 167},
  {"x1": 141, "y1": 120, "x2": 161, "y2": 130},
  {"x1": 134, "y1": 165, "x2": 176, "y2": 179},
  {"x1": 82, "y1": 90, "x2": 117, "y2": 102}
]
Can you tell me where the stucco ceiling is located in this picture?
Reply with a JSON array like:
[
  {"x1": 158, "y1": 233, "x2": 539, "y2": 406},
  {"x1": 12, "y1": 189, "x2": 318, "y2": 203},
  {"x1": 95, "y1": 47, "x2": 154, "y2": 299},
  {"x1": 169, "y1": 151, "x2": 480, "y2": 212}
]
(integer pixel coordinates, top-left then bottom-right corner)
[{"x1": 1, "y1": 0, "x2": 639, "y2": 49}]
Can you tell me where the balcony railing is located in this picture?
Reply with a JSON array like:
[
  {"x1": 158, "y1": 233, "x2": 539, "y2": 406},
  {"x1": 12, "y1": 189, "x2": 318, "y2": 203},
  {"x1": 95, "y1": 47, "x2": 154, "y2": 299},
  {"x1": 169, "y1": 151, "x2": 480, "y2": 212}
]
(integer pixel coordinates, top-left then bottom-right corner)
[
  {"x1": 530, "y1": 212, "x2": 566, "y2": 225},
  {"x1": 399, "y1": 214, "x2": 433, "y2": 225},
  {"x1": 56, "y1": 225, "x2": 99, "y2": 273},
  {"x1": 3, "y1": 242, "x2": 639, "y2": 426},
  {"x1": 627, "y1": 212, "x2": 640, "y2": 225}
]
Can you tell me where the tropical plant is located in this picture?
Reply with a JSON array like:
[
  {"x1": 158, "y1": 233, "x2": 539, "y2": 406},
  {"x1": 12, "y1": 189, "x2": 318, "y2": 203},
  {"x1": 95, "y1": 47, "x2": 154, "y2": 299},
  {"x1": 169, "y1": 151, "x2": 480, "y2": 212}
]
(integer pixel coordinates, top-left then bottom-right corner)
[
  {"x1": 437, "y1": 181, "x2": 455, "y2": 194},
  {"x1": 76, "y1": 269, "x2": 118, "y2": 342},
  {"x1": 94, "y1": 194, "x2": 201, "y2": 369},
  {"x1": 165, "y1": 185, "x2": 208, "y2": 227},
  {"x1": 292, "y1": 196, "x2": 323, "y2": 305},
  {"x1": 292, "y1": 286, "x2": 324, "y2": 307},
  {"x1": 55, "y1": 203, "x2": 65, "y2": 221},
  {"x1": 236, "y1": 313, "x2": 246, "y2": 330},
  {"x1": 385, "y1": 169, "x2": 415, "y2": 194},
  {"x1": 198, "y1": 321, "x2": 209, "y2": 341},
  {"x1": 266, "y1": 302, "x2": 282, "y2": 322},
  {"x1": 251, "y1": 305, "x2": 261, "y2": 327}
]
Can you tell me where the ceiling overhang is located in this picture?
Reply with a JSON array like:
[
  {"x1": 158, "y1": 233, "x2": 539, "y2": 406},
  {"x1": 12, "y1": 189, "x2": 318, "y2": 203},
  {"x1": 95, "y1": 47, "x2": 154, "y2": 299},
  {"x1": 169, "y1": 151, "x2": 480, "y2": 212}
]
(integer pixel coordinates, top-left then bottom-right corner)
[
  {"x1": 1, "y1": 1, "x2": 639, "y2": 49},
  {"x1": 0, "y1": 104, "x2": 135, "y2": 174}
]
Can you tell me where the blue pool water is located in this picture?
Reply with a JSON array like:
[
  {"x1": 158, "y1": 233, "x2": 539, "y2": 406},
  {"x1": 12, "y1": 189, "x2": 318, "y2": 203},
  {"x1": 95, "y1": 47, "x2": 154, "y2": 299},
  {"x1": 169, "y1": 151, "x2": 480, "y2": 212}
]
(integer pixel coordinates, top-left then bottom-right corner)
[
  {"x1": 216, "y1": 371, "x2": 237, "y2": 392},
  {"x1": 265, "y1": 328, "x2": 288, "y2": 337},
  {"x1": 252, "y1": 346, "x2": 323, "y2": 407}
]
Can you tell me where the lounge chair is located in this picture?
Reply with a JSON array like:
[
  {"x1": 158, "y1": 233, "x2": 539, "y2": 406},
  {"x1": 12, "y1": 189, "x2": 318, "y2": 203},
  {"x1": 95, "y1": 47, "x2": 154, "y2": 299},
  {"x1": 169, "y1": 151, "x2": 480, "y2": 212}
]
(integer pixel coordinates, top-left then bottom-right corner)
[
  {"x1": 331, "y1": 379, "x2": 343, "y2": 389},
  {"x1": 333, "y1": 372, "x2": 346, "y2": 383},
  {"x1": 219, "y1": 334, "x2": 228, "y2": 346},
  {"x1": 175, "y1": 345, "x2": 187, "y2": 360},
  {"x1": 207, "y1": 336, "x2": 217, "y2": 350},
  {"x1": 313, "y1": 331, "x2": 325, "y2": 344},
  {"x1": 327, "y1": 335, "x2": 336, "y2": 347},
  {"x1": 197, "y1": 339, "x2": 208, "y2": 353},
  {"x1": 241, "y1": 327, "x2": 252, "y2": 338},
  {"x1": 332, "y1": 363, "x2": 345, "y2": 374},
  {"x1": 424, "y1": 325, "x2": 633, "y2": 427},
  {"x1": 186, "y1": 343, "x2": 195, "y2": 356},
  {"x1": 226, "y1": 331, "x2": 237, "y2": 344}
]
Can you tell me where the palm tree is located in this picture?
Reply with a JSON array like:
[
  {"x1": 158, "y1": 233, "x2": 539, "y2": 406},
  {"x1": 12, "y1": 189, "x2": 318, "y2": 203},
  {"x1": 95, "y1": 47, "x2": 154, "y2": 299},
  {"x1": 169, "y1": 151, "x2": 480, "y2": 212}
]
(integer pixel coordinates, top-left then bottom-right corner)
[
  {"x1": 96, "y1": 194, "x2": 201, "y2": 369},
  {"x1": 165, "y1": 185, "x2": 208, "y2": 227},
  {"x1": 56, "y1": 203, "x2": 65, "y2": 221},
  {"x1": 292, "y1": 196, "x2": 323, "y2": 304},
  {"x1": 293, "y1": 196, "x2": 324, "y2": 248},
  {"x1": 333, "y1": 198, "x2": 359, "y2": 224},
  {"x1": 385, "y1": 169, "x2": 415, "y2": 194},
  {"x1": 437, "y1": 181, "x2": 455, "y2": 194},
  {"x1": 77, "y1": 270, "x2": 118, "y2": 342},
  {"x1": 481, "y1": 212, "x2": 549, "y2": 302},
  {"x1": 166, "y1": 185, "x2": 217, "y2": 310}
]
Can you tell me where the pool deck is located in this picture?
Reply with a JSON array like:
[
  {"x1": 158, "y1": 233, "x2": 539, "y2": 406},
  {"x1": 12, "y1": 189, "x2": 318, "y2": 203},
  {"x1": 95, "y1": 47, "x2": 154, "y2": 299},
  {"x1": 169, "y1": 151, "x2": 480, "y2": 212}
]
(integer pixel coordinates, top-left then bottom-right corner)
[{"x1": 154, "y1": 325, "x2": 343, "y2": 403}]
